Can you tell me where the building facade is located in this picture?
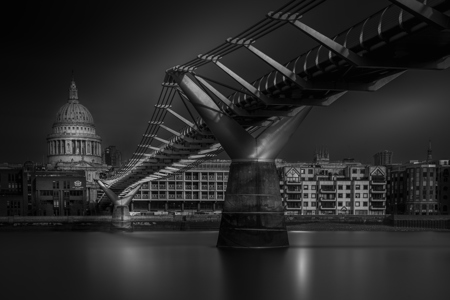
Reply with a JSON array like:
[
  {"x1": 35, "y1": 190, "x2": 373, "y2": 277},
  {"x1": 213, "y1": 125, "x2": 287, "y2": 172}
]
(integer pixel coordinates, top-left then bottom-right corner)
[
  {"x1": 387, "y1": 159, "x2": 450, "y2": 215},
  {"x1": 129, "y1": 160, "x2": 230, "y2": 213},
  {"x1": 103, "y1": 146, "x2": 123, "y2": 170},
  {"x1": 33, "y1": 170, "x2": 86, "y2": 216},
  {"x1": 373, "y1": 150, "x2": 393, "y2": 166},
  {"x1": 278, "y1": 161, "x2": 387, "y2": 215},
  {"x1": 127, "y1": 159, "x2": 387, "y2": 216},
  {"x1": 0, "y1": 163, "x2": 25, "y2": 216},
  {"x1": 0, "y1": 162, "x2": 88, "y2": 216}
]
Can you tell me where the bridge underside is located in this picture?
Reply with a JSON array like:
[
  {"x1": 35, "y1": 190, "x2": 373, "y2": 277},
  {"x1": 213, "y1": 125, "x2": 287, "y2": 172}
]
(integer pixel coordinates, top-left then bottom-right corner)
[{"x1": 103, "y1": 0, "x2": 450, "y2": 247}]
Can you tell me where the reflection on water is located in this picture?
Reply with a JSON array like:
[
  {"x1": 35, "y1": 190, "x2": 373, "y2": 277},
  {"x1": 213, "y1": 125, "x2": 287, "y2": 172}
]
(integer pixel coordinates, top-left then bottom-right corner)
[{"x1": 1, "y1": 231, "x2": 449, "y2": 300}]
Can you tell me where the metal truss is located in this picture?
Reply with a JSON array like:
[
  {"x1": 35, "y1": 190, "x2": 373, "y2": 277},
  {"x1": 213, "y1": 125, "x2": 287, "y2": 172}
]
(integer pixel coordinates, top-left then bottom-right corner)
[{"x1": 101, "y1": 0, "x2": 450, "y2": 200}]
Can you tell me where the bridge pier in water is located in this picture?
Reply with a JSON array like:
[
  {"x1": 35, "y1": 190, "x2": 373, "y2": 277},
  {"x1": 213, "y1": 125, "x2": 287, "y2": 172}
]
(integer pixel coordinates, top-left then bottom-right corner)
[
  {"x1": 96, "y1": 180, "x2": 141, "y2": 230},
  {"x1": 170, "y1": 71, "x2": 313, "y2": 248},
  {"x1": 218, "y1": 161, "x2": 287, "y2": 247}
]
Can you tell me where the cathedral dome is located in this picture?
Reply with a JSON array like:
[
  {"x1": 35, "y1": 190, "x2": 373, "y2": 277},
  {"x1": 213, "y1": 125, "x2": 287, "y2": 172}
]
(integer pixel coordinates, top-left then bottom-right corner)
[
  {"x1": 54, "y1": 80, "x2": 94, "y2": 126},
  {"x1": 47, "y1": 76, "x2": 103, "y2": 166},
  {"x1": 55, "y1": 101, "x2": 94, "y2": 125}
]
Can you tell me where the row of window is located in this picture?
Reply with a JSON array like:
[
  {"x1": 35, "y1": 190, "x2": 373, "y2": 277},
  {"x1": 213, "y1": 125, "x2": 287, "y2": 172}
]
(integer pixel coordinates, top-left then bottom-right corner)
[
  {"x1": 134, "y1": 191, "x2": 224, "y2": 200},
  {"x1": 287, "y1": 193, "x2": 381, "y2": 199},
  {"x1": 286, "y1": 184, "x2": 373, "y2": 190},
  {"x1": 141, "y1": 183, "x2": 227, "y2": 191},
  {"x1": 140, "y1": 173, "x2": 229, "y2": 184},
  {"x1": 55, "y1": 126, "x2": 94, "y2": 133},
  {"x1": 287, "y1": 201, "x2": 372, "y2": 208},
  {"x1": 40, "y1": 190, "x2": 83, "y2": 196}
]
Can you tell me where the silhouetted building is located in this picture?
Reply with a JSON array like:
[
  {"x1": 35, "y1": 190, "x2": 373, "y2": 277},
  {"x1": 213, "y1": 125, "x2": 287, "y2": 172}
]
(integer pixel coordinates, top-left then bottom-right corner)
[
  {"x1": 427, "y1": 140, "x2": 433, "y2": 162},
  {"x1": 373, "y1": 150, "x2": 393, "y2": 166},
  {"x1": 33, "y1": 170, "x2": 86, "y2": 216},
  {"x1": 387, "y1": 161, "x2": 439, "y2": 215},
  {"x1": 0, "y1": 163, "x2": 25, "y2": 216},
  {"x1": 437, "y1": 160, "x2": 450, "y2": 214},
  {"x1": 0, "y1": 161, "x2": 87, "y2": 216},
  {"x1": 386, "y1": 158, "x2": 450, "y2": 215},
  {"x1": 103, "y1": 146, "x2": 123, "y2": 169},
  {"x1": 314, "y1": 147, "x2": 330, "y2": 164}
]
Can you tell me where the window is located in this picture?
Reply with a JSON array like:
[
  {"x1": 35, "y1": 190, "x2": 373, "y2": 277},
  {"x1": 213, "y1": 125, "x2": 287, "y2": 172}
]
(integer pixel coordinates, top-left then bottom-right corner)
[
  {"x1": 308, "y1": 169, "x2": 313, "y2": 174},
  {"x1": 338, "y1": 201, "x2": 343, "y2": 207},
  {"x1": 338, "y1": 185, "x2": 343, "y2": 190},
  {"x1": 40, "y1": 190, "x2": 52, "y2": 196},
  {"x1": 303, "y1": 202, "x2": 309, "y2": 207},
  {"x1": 355, "y1": 193, "x2": 360, "y2": 198},
  {"x1": 69, "y1": 190, "x2": 83, "y2": 196},
  {"x1": 355, "y1": 201, "x2": 360, "y2": 207},
  {"x1": 303, "y1": 185, "x2": 309, "y2": 190},
  {"x1": 52, "y1": 181, "x2": 59, "y2": 189},
  {"x1": 303, "y1": 193, "x2": 309, "y2": 198},
  {"x1": 345, "y1": 201, "x2": 351, "y2": 206},
  {"x1": 352, "y1": 169, "x2": 357, "y2": 174},
  {"x1": 346, "y1": 193, "x2": 351, "y2": 198},
  {"x1": 338, "y1": 193, "x2": 343, "y2": 198},
  {"x1": 363, "y1": 185, "x2": 368, "y2": 190},
  {"x1": 363, "y1": 193, "x2": 368, "y2": 198},
  {"x1": 311, "y1": 193, "x2": 316, "y2": 198},
  {"x1": 311, "y1": 202, "x2": 317, "y2": 207},
  {"x1": 311, "y1": 185, "x2": 316, "y2": 190},
  {"x1": 363, "y1": 202, "x2": 368, "y2": 207},
  {"x1": 346, "y1": 185, "x2": 350, "y2": 189},
  {"x1": 355, "y1": 185, "x2": 360, "y2": 190}
]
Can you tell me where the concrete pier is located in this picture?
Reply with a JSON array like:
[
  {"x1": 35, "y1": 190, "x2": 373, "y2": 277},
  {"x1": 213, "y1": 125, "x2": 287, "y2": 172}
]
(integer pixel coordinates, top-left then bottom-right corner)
[
  {"x1": 111, "y1": 205, "x2": 132, "y2": 229},
  {"x1": 217, "y1": 161, "x2": 288, "y2": 248}
]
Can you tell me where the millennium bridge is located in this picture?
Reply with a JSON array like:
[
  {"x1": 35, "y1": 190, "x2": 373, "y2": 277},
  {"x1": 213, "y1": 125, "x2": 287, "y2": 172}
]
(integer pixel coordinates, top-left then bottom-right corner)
[{"x1": 98, "y1": 0, "x2": 450, "y2": 247}]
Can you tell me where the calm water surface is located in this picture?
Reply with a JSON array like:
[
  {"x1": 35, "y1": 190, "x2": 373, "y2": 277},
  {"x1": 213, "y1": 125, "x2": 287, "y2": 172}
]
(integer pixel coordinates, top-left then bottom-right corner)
[{"x1": 1, "y1": 231, "x2": 449, "y2": 300}]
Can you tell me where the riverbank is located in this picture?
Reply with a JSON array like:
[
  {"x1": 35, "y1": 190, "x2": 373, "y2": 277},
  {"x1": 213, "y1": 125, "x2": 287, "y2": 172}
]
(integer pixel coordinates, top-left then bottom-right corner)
[
  {"x1": 0, "y1": 215, "x2": 449, "y2": 232},
  {"x1": 287, "y1": 223, "x2": 450, "y2": 232}
]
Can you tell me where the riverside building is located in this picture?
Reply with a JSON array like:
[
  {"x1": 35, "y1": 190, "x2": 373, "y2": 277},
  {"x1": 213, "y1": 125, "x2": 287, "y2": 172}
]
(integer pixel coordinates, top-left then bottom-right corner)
[
  {"x1": 387, "y1": 159, "x2": 449, "y2": 215},
  {"x1": 0, "y1": 162, "x2": 87, "y2": 216},
  {"x1": 129, "y1": 160, "x2": 230, "y2": 213},
  {"x1": 278, "y1": 158, "x2": 387, "y2": 215},
  {"x1": 128, "y1": 156, "x2": 388, "y2": 216}
]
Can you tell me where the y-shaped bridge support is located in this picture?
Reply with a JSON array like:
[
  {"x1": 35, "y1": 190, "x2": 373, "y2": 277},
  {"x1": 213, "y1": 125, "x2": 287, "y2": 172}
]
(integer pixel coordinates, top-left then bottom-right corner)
[
  {"x1": 169, "y1": 71, "x2": 312, "y2": 248},
  {"x1": 96, "y1": 180, "x2": 142, "y2": 229}
]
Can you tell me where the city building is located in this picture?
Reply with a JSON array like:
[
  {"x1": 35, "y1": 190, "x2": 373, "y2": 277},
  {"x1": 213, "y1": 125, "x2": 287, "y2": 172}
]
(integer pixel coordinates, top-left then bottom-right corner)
[
  {"x1": 46, "y1": 76, "x2": 108, "y2": 204},
  {"x1": 437, "y1": 160, "x2": 450, "y2": 214},
  {"x1": 387, "y1": 159, "x2": 450, "y2": 215},
  {"x1": 385, "y1": 143, "x2": 449, "y2": 215},
  {"x1": 278, "y1": 160, "x2": 387, "y2": 215},
  {"x1": 373, "y1": 150, "x2": 393, "y2": 166},
  {"x1": 127, "y1": 158, "x2": 388, "y2": 216},
  {"x1": 387, "y1": 161, "x2": 439, "y2": 215},
  {"x1": 103, "y1": 146, "x2": 123, "y2": 170},
  {"x1": 0, "y1": 161, "x2": 87, "y2": 216},
  {"x1": 129, "y1": 160, "x2": 230, "y2": 213},
  {"x1": 33, "y1": 170, "x2": 86, "y2": 216},
  {"x1": 0, "y1": 163, "x2": 25, "y2": 216}
]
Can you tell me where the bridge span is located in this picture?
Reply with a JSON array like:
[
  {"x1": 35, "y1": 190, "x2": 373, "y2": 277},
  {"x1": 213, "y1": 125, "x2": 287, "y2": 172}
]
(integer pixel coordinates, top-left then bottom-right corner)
[{"x1": 99, "y1": 0, "x2": 450, "y2": 247}]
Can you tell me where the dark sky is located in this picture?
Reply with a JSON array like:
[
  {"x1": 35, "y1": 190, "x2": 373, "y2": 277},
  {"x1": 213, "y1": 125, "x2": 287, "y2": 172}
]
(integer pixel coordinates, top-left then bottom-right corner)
[{"x1": 2, "y1": 0, "x2": 449, "y2": 165}]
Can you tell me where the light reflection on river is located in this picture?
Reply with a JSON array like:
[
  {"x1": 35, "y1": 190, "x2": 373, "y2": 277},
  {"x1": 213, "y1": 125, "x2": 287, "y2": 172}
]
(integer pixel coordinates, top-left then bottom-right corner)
[{"x1": 1, "y1": 231, "x2": 449, "y2": 300}]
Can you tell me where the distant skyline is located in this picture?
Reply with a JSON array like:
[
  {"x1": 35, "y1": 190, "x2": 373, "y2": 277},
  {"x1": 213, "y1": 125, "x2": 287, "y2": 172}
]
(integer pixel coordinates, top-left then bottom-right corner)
[{"x1": 2, "y1": 0, "x2": 449, "y2": 165}]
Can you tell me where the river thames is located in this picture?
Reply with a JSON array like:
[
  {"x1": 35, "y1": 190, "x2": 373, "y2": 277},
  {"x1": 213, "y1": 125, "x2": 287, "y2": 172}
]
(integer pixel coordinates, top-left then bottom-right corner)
[{"x1": 1, "y1": 231, "x2": 449, "y2": 300}]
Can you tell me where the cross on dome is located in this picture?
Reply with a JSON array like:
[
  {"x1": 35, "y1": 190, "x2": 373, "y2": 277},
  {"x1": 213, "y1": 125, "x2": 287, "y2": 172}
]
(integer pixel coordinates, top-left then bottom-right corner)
[{"x1": 69, "y1": 71, "x2": 78, "y2": 102}]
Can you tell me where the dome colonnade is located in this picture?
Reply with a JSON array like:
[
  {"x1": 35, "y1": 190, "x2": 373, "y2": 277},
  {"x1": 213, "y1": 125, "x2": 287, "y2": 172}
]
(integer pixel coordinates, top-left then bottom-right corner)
[{"x1": 47, "y1": 79, "x2": 103, "y2": 164}]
